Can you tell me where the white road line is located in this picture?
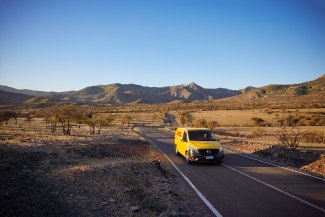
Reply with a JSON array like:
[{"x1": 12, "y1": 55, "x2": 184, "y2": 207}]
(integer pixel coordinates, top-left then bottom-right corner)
[
  {"x1": 139, "y1": 129, "x2": 223, "y2": 217},
  {"x1": 223, "y1": 163, "x2": 325, "y2": 214},
  {"x1": 225, "y1": 148, "x2": 325, "y2": 182},
  {"x1": 163, "y1": 153, "x2": 223, "y2": 217}
]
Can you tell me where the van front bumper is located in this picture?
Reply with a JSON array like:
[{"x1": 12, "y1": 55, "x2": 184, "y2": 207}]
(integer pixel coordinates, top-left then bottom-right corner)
[{"x1": 189, "y1": 149, "x2": 224, "y2": 162}]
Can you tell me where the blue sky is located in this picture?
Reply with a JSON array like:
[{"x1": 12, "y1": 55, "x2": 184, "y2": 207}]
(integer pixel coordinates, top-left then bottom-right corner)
[{"x1": 0, "y1": 0, "x2": 324, "y2": 91}]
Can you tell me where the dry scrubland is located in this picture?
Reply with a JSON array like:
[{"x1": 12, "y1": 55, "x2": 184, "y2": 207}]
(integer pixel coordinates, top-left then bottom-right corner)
[
  {"x1": 1, "y1": 101, "x2": 325, "y2": 217},
  {"x1": 0, "y1": 111, "x2": 211, "y2": 217}
]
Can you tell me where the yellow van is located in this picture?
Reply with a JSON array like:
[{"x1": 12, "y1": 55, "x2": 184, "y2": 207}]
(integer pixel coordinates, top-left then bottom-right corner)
[{"x1": 174, "y1": 127, "x2": 224, "y2": 164}]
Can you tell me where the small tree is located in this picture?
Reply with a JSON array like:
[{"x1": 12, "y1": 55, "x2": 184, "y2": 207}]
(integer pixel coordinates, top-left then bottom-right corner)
[
  {"x1": 93, "y1": 115, "x2": 114, "y2": 134},
  {"x1": 49, "y1": 116, "x2": 58, "y2": 134},
  {"x1": 51, "y1": 105, "x2": 82, "y2": 135},
  {"x1": 0, "y1": 111, "x2": 18, "y2": 125}
]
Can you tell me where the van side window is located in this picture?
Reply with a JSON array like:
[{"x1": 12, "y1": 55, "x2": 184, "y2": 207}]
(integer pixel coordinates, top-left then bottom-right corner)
[{"x1": 182, "y1": 132, "x2": 188, "y2": 142}]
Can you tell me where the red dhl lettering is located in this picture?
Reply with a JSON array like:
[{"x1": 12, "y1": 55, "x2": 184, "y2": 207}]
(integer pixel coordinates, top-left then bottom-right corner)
[{"x1": 176, "y1": 131, "x2": 182, "y2": 137}]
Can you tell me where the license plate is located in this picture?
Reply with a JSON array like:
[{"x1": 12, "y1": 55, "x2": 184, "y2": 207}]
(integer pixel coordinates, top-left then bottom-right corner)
[{"x1": 205, "y1": 156, "x2": 214, "y2": 160}]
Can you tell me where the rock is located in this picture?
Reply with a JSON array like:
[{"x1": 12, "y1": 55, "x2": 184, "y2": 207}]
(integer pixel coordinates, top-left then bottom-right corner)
[
  {"x1": 159, "y1": 210, "x2": 178, "y2": 217},
  {"x1": 108, "y1": 199, "x2": 117, "y2": 203},
  {"x1": 130, "y1": 206, "x2": 140, "y2": 212},
  {"x1": 101, "y1": 201, "x2": 108, "y2": 205},
  {"x1": 272, "y1": 153, "x2": 279, "y2": 158}
]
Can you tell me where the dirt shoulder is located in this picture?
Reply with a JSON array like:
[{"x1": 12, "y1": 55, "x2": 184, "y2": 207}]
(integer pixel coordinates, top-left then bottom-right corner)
[{"x1": 0, "y1": 128, "x2": 211, "y2": 217}]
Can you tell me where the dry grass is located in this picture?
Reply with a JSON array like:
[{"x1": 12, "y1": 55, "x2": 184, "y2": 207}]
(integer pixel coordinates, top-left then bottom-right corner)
[{"x1": 189, "y1": 108, "x2": 325, "y2": 127}]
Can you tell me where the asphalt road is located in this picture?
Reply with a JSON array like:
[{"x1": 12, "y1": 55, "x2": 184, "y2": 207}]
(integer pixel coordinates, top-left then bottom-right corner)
[{"x1": 138, "y1": 127, "x2": 325, "y2": 217}]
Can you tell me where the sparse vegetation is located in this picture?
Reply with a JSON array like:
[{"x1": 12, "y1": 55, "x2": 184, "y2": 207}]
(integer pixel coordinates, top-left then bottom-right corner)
[
  {"x1": 192, "y1": 118, "x2": 207, "y2": 128},
  {"x1": 303, "y1": 131, "x2": 324, "y2": 144},
  {"x1": 251, "y1": 127, "x2": 266, "y2": 137},
  {"x1": 121, "y1": 115, "x2": 132, "y2": 128},
  {"x1": 0, "y1": 110, "x2": 18, "y2": 125},
  {"x1": 207, "y1": 120, "x2": 220, "y2": 130},
  {"x1": 251, "y1": 117, "x2": 265, "y2": 127},
  {"x1": 277, "y1": 126, "x2": 305, "y2": 148}
]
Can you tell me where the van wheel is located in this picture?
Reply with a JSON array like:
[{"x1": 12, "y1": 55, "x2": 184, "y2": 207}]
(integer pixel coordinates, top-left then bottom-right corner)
[
  {"x1": 175, "y1": 145, "x2": 180, "y2": 156},
  {"x1": 185, "y1": 151, "x2": 191, "y2": 164}
]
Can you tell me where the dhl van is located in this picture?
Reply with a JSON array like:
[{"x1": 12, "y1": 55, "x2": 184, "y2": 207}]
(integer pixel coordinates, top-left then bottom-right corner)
[{"x1": 174, "y1": 127, "x2": 224, "y2": 164}]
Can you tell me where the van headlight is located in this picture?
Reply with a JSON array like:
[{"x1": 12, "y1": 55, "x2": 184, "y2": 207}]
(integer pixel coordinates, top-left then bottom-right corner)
[
  {"x1": 190, "y1": 147, "x2": 199, "y2": 155},
  {"x1": 219, "y1": 147, "x2": 224, "y2": 154}
]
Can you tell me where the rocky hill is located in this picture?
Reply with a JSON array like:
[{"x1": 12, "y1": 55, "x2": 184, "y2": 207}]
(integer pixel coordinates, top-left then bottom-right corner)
[
  {"x1": 218, "y1": 75, "x2": 325, "y2": 107},
  {"x1": 0, "y1": 90, "x2": 32, "y2": 105},
  {"x1": 0, "y1": 82, "x2": 240, "y2": 105}
]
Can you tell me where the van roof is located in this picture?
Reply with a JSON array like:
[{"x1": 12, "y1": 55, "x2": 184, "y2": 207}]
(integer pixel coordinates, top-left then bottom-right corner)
[{"x1": 177, "y1": 127, "x2": 210, "y2": 131}]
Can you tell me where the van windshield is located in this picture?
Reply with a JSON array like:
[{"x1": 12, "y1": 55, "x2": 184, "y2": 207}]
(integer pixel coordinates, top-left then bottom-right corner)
[{"x1": 188, "y1": 130, "x2": 216, "y2": 141}]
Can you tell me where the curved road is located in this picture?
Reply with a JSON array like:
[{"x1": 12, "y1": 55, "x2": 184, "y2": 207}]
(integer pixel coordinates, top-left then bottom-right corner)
[{"x1": 139, "y1": 127, "x2": 325, "y2": 217}]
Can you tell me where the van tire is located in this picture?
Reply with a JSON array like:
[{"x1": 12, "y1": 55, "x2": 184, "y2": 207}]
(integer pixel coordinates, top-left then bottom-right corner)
[
  {"x1": 175, "y1": 145, "x2": 180, "y2": 156},
  {"x1": 185, "y1": 151, "x2": 191, "y2": 164}
]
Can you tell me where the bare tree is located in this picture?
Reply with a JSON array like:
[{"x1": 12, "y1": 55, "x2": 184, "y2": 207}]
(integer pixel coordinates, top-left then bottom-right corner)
[{"x1": 277, "y1": 126, "x2": 305, "y2": 148}]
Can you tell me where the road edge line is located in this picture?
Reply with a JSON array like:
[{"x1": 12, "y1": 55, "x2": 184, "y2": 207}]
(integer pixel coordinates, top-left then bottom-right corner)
[{"x1": 162, "y1": 153, "x2": 223, "y2": 217}]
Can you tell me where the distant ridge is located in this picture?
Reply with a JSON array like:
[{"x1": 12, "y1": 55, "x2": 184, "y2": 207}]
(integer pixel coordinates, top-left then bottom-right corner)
[
  {"x1": 0, "y1": 82, "x2": 240, "y2": 105},
  {"x1": 0, "y1": 75, "x2": 324, "y2": 105},
  {"x1": 219, "y1": 74, "x2": 325, "y2": 102},
  {"x1": 0, "y1": 90, "x2": 32, "y2": 105}
]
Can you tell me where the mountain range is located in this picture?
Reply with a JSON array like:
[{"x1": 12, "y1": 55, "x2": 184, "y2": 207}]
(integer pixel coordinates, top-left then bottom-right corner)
[{"x1": 0, "y1": 75, "x2": 324, "y2": 105}]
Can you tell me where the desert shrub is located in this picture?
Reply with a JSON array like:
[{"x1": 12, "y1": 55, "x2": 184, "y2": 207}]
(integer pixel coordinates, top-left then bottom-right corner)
[
  {"x1": 303, "y1": 131, "x2": 324, "y2": 143},
  {"x1": 277, "y1": 118, "x2": 285, "y2": 126},
  {"x1": 285, "y1": 115, "x2": 303, "y2": 126},
  {"x1": 277, "y1": 126, "x2": 305, "y2": 148},
  {"x1": 251, "y1": 117, "x2": 265, "y2": 127},
  {"x1": 304, "y1": 119, "x2": 316, "y2": 126},
  {"x1": 192, "y1": 119, "x2": 207, "y2": 128},
  {"x1": 251, "y1": 127, "x2": 266, "y2": 137},
  {"x1": 207, "y1": 120, "x2": 220, "y2": 130},
  {"x1": 179, "y1": 116, "x2": 186, "y2": 126},
  {"x1": 295, "y1": 86, "x2": 309, "y2": 95},
  {"x1": 122, "y1": 115, "x2": 132, "y2": 127},
  {"x1": 314, "y1": 117, "x2": 325, "y2": 126},
  {"x1": 232, "y1": 130, "x2": 241, "y2": 137}
]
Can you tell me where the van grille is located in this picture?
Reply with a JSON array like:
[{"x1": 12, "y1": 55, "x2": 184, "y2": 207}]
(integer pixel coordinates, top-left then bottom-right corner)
[{"x1": 199, "y1": 149, "x2": 219, "y2": 155}]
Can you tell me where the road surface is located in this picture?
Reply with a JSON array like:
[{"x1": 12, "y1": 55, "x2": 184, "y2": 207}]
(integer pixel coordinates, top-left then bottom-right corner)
[{"x1": 138, "y1": 127, "x2": 325, "y2": 217}]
